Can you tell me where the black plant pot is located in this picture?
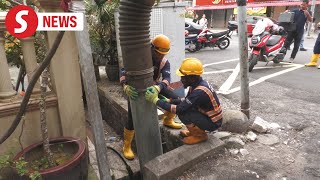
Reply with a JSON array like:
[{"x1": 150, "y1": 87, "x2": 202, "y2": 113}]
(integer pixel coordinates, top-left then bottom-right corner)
[{"x1": 105, "y1": 64, "x2": 120, "y2": 82}]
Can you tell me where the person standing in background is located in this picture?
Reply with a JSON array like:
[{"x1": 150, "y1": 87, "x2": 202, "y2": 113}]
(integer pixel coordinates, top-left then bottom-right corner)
[
  {"x1": 299, "y1": 26, "x2": 307, "y2": 51},
  {"x1": 193, "y1": 14, "x2": 199, "y2": 24},
  {"x1": 283, "y1": 0, "x2": 312, "y2": 63},
  {"x1": 199, "y1": 14, "x2": 208, "y2": 29}
]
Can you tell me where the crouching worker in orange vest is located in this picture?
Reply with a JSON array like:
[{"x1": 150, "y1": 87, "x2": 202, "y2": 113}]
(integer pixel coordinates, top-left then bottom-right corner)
[
  {"x1": 145, "y1": 58, "x2": 223, "y2": 145},
  {"x1": 120, "y1": 34, "x2": 182, "y2": 160}
]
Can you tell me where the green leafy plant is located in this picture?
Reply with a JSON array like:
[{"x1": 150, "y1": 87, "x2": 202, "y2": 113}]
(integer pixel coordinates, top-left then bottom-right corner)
[
  {"x1": 85, "y1": 0, "x2": 120, "y2": 65},
  {"x1": 15, "y1": 157, "x2": 28, "y2": 176},
  {"x1": 0, "y1": 155, "x2": 42, "y2": 180},
  {"x1": 0, "y1": 154, "x2": 11, "y2": 168},
  {"x1": 29, "y1": 171, "x2": 41, "y2": 180}
]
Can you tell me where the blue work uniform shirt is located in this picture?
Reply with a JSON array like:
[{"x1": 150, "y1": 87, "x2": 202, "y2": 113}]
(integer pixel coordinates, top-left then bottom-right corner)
[{"x1": 291, "y1": 9, "x2": 311, "y2": 32}]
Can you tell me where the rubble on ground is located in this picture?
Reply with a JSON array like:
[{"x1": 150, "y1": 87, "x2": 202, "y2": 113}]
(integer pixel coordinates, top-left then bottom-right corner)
[
  {"x1": 224, "y1": 137, "x2": 245, "y2": 149},
  {"x1": 257, "y1": 134, "x2": 279, "y2": 146},
  {"x1": 239, "y1": 149, "x2": 249, "y2": 156},
  {"x1": 251, "y1": 116, "x2": 270, "y2": 133},
  {"x1": 246, "y1": 131, "x2": 257, "y2": 141},
  {"x1": 229, "y1": 149, "x2": 239, "y2": 155},
  {"x1": 268, "y1": 123, "x2": 281, "y2": 130},
  {"x1": 211, "y1": 131, "x2": 232, "y2": 140}
]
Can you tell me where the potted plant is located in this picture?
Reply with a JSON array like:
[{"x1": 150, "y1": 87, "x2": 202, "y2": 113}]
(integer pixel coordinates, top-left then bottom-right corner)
[
  {"x1": 0, "y1": 137, "x2": 88, "y2": 180},
  {"x1": 12, "y1": 137, "x2": 88, "y2": 180},
  {"x1": 0, "y1": 2, "x2": 89, "y2": 179},
  {"x1": 85, "y1": 0, "x2": 120, "y2": 81}
]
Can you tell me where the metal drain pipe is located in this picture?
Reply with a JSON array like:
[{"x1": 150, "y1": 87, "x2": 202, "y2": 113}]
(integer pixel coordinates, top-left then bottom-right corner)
[{"x1": 118, "y1": 0, "x2": 163, "y2": 173}]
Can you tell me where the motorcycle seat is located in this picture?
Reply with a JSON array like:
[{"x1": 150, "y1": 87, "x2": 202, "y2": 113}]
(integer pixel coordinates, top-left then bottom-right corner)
[
  {"x1": 266, "y1": 35, "x2": 282, "y2": 46},
  {"x1": 208, "y1": 30, "x2": 229, "y2": 38},
  {"x1": 186, "y1": 34, "x2": 197, "y2": 39},
  {"x1": 186, "y1": 21, "x2": 204, "y2": 30}
]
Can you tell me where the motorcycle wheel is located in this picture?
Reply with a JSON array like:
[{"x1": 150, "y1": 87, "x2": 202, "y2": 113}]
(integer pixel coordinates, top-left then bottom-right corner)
[
  {"x1": 187, "y1": 41, "x2": 198, "y2": 53},
  {"x1": 273, "y1": 58, "x2": 280, "y2": 64},
  {"x1": 218, "y1": 38, "x2": 230, "y2": 50},
  {"x1": 249, "y1": 54, "x2": 258, "y2": 72}
]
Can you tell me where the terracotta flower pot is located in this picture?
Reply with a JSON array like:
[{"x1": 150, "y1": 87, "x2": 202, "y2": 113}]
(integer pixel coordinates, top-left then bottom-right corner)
[{"x1": 13, "y1": 137, "x2": 88, "y2": 180}]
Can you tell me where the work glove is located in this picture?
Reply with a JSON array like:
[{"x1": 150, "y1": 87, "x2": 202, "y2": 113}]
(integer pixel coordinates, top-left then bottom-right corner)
[
  {"x1": 146, "y1": 85, "x2": 160, "y2": 94},
  {"x1": 159, "y1": 94, "x2": 170, "y2": 103},
  {"x1": 145, "y1": 90, "x2": 159, "y2": 104},
  {"x1": 123, "y1": 85, "x2": 138, "y2": 100}
]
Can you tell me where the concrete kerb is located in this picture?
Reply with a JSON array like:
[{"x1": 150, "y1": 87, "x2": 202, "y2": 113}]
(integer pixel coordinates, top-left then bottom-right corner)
[{"x1": 143, "y1": 137, "x2": 225, "y2": 180}]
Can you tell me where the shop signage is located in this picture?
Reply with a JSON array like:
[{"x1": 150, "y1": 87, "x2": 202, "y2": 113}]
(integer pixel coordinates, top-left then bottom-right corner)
[{"x1": 196, "y1": 0, "x2": 278, "y2": 6}]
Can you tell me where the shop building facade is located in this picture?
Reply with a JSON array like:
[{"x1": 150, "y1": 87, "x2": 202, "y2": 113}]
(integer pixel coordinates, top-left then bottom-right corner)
[{"x1": 188, "y1": 0, "x2": 320, "y2": 29}]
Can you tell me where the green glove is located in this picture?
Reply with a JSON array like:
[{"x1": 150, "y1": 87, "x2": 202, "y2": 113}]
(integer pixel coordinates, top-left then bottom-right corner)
[
  {"x1": 159, "y1": 94, "x2": 169, "y2": 103},
  {"x1": 145, "y1": 90, "x2": 159, "y2": 104},
  {"x1": 146, "y1": 85, "x2": 160, "y2": 94},
  {"x1": 123, "y1": 85, "x2": 138, "y2": 100}
]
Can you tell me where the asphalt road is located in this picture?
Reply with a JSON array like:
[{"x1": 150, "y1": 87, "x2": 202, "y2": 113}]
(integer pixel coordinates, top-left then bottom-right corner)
[
  {"x1": 183, "y1": 32, "x2": 320, "y2": 179},
  {"x1": 186, "y1": 32, "x2": 320, "y2": 95}
]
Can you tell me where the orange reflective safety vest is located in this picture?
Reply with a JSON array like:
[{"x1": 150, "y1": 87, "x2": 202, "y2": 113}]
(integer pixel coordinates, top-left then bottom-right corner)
[
  {"x1": 153, "y1": 57, "x2": 170, "y2": 87},
  {"x1": 194, "y1": 85, "x2": 222, "y2": 123},
  {"x1": 157, "y1": 78, "x2": 222, "y2": 123}
]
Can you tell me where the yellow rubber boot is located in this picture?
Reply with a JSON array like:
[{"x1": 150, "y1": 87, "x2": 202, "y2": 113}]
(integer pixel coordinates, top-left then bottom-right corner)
[
  {"x1": 123, "y1": 128, "x2": 135, "y2": 160},
  {"x1": 305, "y1": 54, "x2": 319, "y2": 67},
  {"x1": 183, "y1": 124, "x2": 208, "y2": 145},
  {"x1": 162, "y1": 111, "x2": 182, "y2": 129}
]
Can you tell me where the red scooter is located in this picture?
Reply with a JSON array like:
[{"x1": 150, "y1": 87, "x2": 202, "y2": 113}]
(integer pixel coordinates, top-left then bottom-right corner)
[{"x1": 248, "y1": 18, "x2": 288, "y2": 72}]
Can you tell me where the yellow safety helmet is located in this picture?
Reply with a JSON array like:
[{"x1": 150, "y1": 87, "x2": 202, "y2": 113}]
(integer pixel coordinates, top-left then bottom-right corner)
[
  {"x1": 176, "y1": 58, "x2": 204, "y2": 76},
  {"x1": 152, "y1": 34, "x2": 170, "y2": 55}
]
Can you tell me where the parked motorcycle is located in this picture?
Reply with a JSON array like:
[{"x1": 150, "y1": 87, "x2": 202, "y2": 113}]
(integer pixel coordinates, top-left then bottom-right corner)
[
  {"x1": 248, "y1": 18, "x2": 288, "y2": 72},
  {"x1": 185, "y1": 31, "x2": 199, "y2": 53},
  {"x1": 197, "y1": 28, "x2": 231, "y2": 50},
  {"x1": 185, "y1": 20, "x2": 205, "y2": 35},
  {"x1": 185, "y1": 28, "x2": 236, "y2": 53}
]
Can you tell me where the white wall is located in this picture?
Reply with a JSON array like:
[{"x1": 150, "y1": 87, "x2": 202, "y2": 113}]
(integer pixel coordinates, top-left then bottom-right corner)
[{"x1": 150, "y1": 2, "x2": 187, "y2": 83}]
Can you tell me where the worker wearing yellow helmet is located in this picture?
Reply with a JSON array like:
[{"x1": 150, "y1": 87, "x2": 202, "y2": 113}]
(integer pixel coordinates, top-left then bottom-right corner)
[
  {"x1": 145, "y1": 58, "x2": 223, "y2": 145},
  {"x1": 120, "y1": 34, "x2": 182, "y2": 160}
]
